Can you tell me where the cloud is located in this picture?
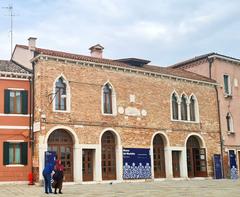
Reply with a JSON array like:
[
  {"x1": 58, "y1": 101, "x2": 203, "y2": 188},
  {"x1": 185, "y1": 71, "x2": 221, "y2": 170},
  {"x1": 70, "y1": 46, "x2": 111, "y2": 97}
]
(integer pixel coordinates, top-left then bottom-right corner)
[{"x1": 0, "y1": 0, "x2": 239, "y2": 65}]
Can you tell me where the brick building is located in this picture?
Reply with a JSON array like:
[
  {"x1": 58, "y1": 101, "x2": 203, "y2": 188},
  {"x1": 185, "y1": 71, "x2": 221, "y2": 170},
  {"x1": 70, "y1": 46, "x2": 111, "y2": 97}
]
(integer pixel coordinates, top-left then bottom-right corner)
[
  {"x1": 13, "y1": 39, "x2": 221, "y2": 183},
  {"x1": 171, "y1": 53, "x2": 240, "y2": 177},
  {"x1": 0, "y1": 60, "x2": 32, "y2": 181}
]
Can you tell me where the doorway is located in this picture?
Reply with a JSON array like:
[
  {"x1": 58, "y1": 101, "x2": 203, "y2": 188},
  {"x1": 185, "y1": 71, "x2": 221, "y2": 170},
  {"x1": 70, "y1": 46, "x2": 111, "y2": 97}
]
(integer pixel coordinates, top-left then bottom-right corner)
[
  {"x1": 153, "y1": 134, "x2": 166, "y2": 178},
  {"x1": 187, "y1": 136, "x2": 207, "y2": 177},
  {"x1": 172, "y1": 151, "x2": 180, "y2": 178},
  {"x1": 82, "y1": 149, "x2": 94, "y2": 181},
  {"x1": 48, "y1": 129, "x2": 73, "y2": 181},
  {"x1": 101, "y1": 131, "x2": 116, "y2": 180}
]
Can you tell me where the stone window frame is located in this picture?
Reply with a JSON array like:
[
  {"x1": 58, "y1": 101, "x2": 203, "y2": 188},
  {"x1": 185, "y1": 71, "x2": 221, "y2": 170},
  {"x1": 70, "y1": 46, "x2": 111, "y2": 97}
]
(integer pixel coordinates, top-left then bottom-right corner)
[
  {"x1": 101, "y1": 81, "x2": 117, "y2": 116},
  {"x1": 223, "y1": 74, "x2": 232, "y2": 96},
  {"x1": 52, "y1": 74, "x2": 71, "y2": 113},
  {"x1": 170, "y1": 91, "x2": 199, "y2": 123},
  {"x1": 226, "y1": 112, "x2": 234, "y2": 134}
]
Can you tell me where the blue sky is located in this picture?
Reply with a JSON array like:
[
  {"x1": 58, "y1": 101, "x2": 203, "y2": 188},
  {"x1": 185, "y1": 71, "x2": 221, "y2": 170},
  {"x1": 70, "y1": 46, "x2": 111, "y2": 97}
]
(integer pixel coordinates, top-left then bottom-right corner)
[{"x1": 0, "y1": 0, "x2": 240, "y2": 66}]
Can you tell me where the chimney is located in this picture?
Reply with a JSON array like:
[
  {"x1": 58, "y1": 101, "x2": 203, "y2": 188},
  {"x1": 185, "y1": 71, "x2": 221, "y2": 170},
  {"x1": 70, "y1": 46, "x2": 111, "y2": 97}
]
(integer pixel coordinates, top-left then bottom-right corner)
[
  {"x1": 28, "y1": 37, "x2": 37, "y2": 51},
  {"x1": 89, "y1": 44, "x2": 104, "y2": 58}
]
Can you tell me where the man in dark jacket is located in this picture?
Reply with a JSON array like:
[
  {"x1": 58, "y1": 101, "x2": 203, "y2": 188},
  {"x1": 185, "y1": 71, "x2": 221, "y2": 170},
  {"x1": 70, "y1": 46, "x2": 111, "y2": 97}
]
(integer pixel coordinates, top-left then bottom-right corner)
[{"x1": 42, "y1": 163, "x2": 54, "y2": 194}]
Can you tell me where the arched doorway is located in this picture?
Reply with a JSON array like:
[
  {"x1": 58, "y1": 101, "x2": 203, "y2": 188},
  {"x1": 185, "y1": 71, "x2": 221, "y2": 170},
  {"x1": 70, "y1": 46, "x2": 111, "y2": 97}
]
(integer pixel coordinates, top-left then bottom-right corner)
[
  {"x1": 48, "y1": 129, "x2": 73, "y2": 181},
  {"x1": 153, "y1": 134, "x2": 166, "y2": 178},
  {"x1": 186, "y1": 136, "x2": 207, "y2": 177},
  {"x1": 101, "y1": 131, "x2": 116, "y2": 180}
]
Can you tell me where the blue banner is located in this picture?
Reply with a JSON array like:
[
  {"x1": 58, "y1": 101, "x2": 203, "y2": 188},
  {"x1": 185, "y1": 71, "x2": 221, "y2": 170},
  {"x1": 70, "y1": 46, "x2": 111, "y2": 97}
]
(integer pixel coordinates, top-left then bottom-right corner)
[
  {"x1": 44, "y1": 151, "x2": 56, "y2": 167},
  {"x1": 229, "y1": 150, "x2": 237, "y2": 169},
  {"x1": 213, "y1": 154, "x2": 223, "y2": 179},
  {"x1": 123, "y1": 148, "x2": 151, "y2": 179}
]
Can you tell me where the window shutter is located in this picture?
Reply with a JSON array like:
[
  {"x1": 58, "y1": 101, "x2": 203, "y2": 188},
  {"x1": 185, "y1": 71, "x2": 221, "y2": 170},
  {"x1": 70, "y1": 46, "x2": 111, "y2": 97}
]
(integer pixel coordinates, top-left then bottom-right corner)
[
  {"x1": 21, "y1": 142, "x2": 28, "y2": 165},
  {"x1": 4, "y1": 90, "x2": 10, "y2": 114},
  {"x1": 3, "y1": 142, "x2": 9, "y2": 165},
  {"x1": 21, "y1": 91, "x2": 28, "y2": 114}
]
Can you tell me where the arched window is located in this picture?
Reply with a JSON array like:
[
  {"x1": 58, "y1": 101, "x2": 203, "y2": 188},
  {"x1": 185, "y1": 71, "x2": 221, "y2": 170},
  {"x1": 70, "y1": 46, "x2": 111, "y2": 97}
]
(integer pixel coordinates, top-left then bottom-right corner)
[
  {"x1": 181, "y1": 95, "x2": 188, "y2": 121},
  {"x1": 55, "y1": 77, "x2": 67, "y2": 110},
  {"x1": 226, "y1": 113, "x2": 234, "y2": 133},
  {"x1": 172, "y1": 93, "x2": 179, "y2": 120},
  {"x1": 189, "y1": 95, "x2": 196, "y2": 121},
  {"x1": 103, "y1": 83, "x2": 113, "y2": 114}
]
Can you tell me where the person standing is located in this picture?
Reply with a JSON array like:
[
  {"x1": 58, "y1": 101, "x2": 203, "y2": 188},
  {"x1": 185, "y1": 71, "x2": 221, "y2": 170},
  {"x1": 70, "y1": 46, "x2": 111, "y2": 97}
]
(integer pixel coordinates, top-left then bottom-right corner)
[
  {"x1": 42, "y1": 163, "x2": 54, "y2": 194},
  {"x1": 53, "y1": 160, "x2": 64, "y2": 194}
]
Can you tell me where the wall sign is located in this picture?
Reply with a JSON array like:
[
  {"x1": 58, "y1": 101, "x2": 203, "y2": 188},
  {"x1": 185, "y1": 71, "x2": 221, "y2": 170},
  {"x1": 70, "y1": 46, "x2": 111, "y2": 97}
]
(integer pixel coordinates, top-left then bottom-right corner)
[{"x1": 123, "y1": 148, "x2": 151, "y2": 179}]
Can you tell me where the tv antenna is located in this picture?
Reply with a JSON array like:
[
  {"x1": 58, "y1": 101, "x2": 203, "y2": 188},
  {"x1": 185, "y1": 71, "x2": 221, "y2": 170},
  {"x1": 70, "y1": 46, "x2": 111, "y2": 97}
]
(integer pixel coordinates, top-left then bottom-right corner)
[{"x1": 2, "y1": 1, "x2": 15, "y2": 57}]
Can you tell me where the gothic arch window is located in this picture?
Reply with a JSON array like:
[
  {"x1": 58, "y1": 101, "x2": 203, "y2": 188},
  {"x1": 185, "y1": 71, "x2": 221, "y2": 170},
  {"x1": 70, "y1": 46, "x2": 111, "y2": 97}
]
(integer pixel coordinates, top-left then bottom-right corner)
[
  {"x1": 181, "y1": 94, "x2": 188, "y2": 121},
  {"x1": 54, "y1": 76, "x2": 69, "y2": 111},
  {"x1": 171, "y1": 92, "x2": 179, "y2": 120},
  {"x1": 102, "y1": 82, "x2": 117, "y2": 115},
  {"x1": 189, "y1": 95, "x2": 198, "y2": 122},
  {"x1": 226, "y1": 113, "x2": 234, "y2": 133},
  {"x1": 103, "y1": 83, "x2": 112, "y2": 114}
]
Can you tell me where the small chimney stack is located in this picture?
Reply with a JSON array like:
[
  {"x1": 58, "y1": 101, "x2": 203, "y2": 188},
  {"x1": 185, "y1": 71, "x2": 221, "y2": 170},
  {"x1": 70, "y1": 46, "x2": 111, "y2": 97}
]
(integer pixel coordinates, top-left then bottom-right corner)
[
  {"x1": 89, "y1": 44, "x2": 104, "y2": 58},
  {"x1": 28, "y1": 37, "x2": 37, "y2": 51}
]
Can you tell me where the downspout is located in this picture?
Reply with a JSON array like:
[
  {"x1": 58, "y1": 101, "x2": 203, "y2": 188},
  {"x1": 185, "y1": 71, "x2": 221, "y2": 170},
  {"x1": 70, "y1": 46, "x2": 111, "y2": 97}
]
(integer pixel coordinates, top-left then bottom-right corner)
[
  {"x1": 31, "y1": 61, "x2": 35, "y2": 179},
  {"x1": 208, "y1": 57, "x2": 225, "y2": 178}
]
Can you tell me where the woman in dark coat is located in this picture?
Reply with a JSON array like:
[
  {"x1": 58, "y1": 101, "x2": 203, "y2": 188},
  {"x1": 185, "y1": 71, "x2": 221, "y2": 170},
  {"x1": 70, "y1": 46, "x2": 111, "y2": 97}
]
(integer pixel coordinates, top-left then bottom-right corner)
[{"x1": 53, "y1": 160, "x2": 64, "y2": 194}]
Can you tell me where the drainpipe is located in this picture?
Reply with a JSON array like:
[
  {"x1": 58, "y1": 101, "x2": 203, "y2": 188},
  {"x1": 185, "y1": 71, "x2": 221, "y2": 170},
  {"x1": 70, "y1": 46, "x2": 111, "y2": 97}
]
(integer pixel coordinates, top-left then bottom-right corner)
[
  {"x1": 208, "y1": 57, "x2": 225, "y2": 178},
  {"x1": 30, "y1": 61, "x2": 35, "y2": 179}
]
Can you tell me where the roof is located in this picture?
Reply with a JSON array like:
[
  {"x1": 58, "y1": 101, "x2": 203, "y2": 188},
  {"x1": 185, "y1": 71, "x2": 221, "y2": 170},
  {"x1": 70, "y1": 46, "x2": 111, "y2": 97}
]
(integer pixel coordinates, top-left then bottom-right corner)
[
  {"x1": 170, "y1": 52, "x2": 240, "y2": 68},
  {"x1": 15, "y1": 44, "x2": 216, "y2": 84},
  {"x1": 0, "y1": 60, "x2": 30, "y2": 74}
]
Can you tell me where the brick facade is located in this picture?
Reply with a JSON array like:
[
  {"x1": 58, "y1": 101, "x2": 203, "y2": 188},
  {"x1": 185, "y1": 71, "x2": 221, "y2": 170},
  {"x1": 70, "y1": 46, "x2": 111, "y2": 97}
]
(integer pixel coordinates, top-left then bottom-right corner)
[{"x1": 32, "y1": 56, "x2": 221, "y2": 182}]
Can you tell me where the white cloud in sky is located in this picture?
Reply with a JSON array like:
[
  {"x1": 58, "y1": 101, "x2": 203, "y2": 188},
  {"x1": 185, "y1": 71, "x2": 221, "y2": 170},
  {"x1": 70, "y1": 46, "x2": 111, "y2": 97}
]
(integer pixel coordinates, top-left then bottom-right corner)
[{"x1": 0, "y1": 0, "x2": 239, "y2": 65}]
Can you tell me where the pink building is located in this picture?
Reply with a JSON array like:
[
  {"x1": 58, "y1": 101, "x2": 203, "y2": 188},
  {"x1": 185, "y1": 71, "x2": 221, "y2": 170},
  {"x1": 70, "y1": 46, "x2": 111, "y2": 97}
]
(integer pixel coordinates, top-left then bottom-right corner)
[{"x1": 171, "y1": 53, "x2": 240, "y2": 177}]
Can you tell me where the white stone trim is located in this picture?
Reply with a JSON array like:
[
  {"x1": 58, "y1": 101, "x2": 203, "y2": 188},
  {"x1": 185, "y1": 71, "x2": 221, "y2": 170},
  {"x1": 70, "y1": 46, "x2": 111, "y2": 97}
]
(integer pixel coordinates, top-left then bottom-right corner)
[
  {"x1": 150, "y1": 131, "x2": 170, "y2": 179},
  {"x1": 52, "y1": 74, "x2": 71, "y2": 113},
  {"x1": 39, "y1": 125, "x2": 80, "y2": 182},
  {"x1": 188, "y1": 93, "x2": 200, "y2": 123},
  {"x1": 226, "y1": 112, "x2": 234, "y2": 133},
  {"x1": 99, "y1": 128, "x2": 122, "y2": 181},
  {"x1": 170, "y1": 90, "x2": 180, "y2": 121},
  {"x1": 7, "y1": 88, "x2": 25, "y2": 90},
  {"x1": 184, "y1": 133, "x2": 206, "y2": 148},
  {"x1": 0, "y1": 126, "x2": 29, "y2": 129},
  {"x1": 101, "y1": 81, "x2": 117, "y2": 116},
  {"x1": 80, "y1": 144, "x2": 100, "y2": 182},
  {"x1": 0, "y1": 113, "x2": 30, "y2": 117},
  {"x1": 223, "y1": 74, "x2": 232, "y2": 96},
  {"x1": 6, "y1": 140, "x2": 24, "y2": 142},
  {"x1": 6, "y1": 164, "x2": 24, "y2": 167}
]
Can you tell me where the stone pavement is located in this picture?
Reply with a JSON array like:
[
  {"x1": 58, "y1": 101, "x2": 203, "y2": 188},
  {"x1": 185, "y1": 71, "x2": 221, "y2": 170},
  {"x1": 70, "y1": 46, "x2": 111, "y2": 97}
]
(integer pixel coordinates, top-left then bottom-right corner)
[{"x1": 0, "y1": 179, "x2": 239, "y2": 197}]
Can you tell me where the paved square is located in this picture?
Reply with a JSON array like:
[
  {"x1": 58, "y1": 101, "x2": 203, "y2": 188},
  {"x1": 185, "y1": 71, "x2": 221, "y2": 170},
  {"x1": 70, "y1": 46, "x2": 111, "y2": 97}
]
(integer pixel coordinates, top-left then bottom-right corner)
[{"x1": 0, "y1": 179, "x2": 239, "y2": 197}]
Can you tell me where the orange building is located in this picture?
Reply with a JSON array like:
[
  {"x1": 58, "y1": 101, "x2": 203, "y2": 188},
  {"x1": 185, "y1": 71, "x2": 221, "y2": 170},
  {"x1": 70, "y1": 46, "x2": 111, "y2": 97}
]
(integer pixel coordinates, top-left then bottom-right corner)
[{"x1": 0, "y1": 60, "x2": 32, "y2": 182}]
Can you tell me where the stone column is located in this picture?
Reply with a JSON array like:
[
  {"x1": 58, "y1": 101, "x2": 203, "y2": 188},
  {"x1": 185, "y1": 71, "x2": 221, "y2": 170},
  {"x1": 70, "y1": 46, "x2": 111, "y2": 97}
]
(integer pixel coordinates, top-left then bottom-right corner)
[
  {"x1": 74, "y1": 144, "x2": 82, "y2": 183},
  {"x1": 165, "y1": 148, "x2": 173, "y2": 178}
]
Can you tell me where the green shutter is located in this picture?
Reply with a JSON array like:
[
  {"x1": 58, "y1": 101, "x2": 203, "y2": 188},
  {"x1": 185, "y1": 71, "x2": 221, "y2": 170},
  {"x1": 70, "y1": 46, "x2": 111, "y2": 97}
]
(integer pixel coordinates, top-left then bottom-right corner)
[
  {"x1": 4, "y1": 90, "x2": 10, "y2": 114},
  {"x1": 21, "y1": 142, "x2": 28, "y2": 165},
  {"x1": 21, "y1": 91, "x2": 28, "y2": 114},
  {"x1": 3, "y1": 142, "x2": 9, "y2": 165}
]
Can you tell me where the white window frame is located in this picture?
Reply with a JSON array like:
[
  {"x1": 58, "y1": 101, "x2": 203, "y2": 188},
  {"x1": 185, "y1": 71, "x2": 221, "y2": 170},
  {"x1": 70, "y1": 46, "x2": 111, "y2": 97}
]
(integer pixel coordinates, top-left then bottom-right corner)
[
  {"x1": 52, "y1": 74, "x2": 71, "y2": 113},
  {"x1": 101, "y1": 81, "x2": 117, "y2": 116},
  {"x1": 188, "y1": 94, "x2": 200, "y2": 123},
  {"x1": 223, "y1": 74, "x2": 232, "y2": 96},
  {"x1": 226, "y1": 112, "x2": 234, "y2": 134},
  {"x1": 170, "y1": 90, "x2": 180, "y2": 121}
]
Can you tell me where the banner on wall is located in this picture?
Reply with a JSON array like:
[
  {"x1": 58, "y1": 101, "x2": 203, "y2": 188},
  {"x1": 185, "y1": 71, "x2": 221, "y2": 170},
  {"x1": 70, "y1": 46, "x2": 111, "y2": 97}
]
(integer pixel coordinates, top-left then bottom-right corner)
[
  {"x1": 44, "y1": 151, "x2": 56, "y2": 167},
  {"x1": 213, "y1": 154, "x2": 223, "y2": 179},
  {"x1": 123, "y1": 148, "x2": 151, "y2": 179}
]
